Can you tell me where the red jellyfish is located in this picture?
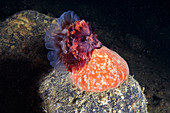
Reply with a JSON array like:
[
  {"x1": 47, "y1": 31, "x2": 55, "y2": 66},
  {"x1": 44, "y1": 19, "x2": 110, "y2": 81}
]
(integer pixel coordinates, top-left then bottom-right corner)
[{"x1": 44, "y1": 11, "x2": 129, "y2": 92}]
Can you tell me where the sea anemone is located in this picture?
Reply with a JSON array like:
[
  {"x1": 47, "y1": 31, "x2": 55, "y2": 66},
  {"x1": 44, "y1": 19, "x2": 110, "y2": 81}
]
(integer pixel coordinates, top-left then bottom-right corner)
[{"x1": 44, "y1": 10, "x2": 129, "y2": 92}]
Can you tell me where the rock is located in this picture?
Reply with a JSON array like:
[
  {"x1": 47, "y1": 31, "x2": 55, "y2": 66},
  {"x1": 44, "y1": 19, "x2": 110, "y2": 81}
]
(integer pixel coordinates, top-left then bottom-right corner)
[
  {"x1": 39, "y1": 70, "x2": 147, "y2": 113},
  {"x1": 0, "y1": 10, "x2": 57, "y2": 61},
  {"x1": 0, "y1": 10, "x2": 57, "y2": 113}
]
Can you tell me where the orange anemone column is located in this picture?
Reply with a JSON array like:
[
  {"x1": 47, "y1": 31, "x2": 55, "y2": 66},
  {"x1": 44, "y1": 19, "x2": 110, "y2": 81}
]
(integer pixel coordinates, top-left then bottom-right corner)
[{"x1": 70, "y1": 46, "x2": 129, "y2": 92}]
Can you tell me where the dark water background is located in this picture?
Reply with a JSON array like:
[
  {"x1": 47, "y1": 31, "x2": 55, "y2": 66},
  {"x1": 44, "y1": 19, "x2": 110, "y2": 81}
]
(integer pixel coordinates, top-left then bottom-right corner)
[
  {"x1": 0, "y1": 0, "x2": 170, "y2": 113},
  {"x1": 1, "y1": 0, "x2": 169, "y2": 66}
]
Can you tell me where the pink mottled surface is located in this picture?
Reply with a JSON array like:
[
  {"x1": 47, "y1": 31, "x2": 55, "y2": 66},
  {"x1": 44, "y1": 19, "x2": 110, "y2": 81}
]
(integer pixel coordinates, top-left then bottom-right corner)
[{"x1": 70, "y1": 46, "x2": 129, "y2": 92}]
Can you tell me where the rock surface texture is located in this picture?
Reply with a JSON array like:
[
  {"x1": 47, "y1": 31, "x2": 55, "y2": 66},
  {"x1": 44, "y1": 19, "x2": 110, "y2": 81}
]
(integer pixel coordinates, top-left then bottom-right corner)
[{"x1": 39, "y1": 70, "x2": 147, "y2": 113}]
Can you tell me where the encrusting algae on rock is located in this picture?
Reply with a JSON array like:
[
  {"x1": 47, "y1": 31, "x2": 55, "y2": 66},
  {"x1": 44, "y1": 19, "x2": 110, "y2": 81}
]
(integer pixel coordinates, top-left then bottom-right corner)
[{"x1": 44, "y1": 10, "x2": 129, "y2": 92}]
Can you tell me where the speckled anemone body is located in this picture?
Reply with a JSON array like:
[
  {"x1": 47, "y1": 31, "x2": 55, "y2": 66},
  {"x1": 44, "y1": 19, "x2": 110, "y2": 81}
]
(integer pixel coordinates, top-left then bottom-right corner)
[
  {"x1": 71, "y1": 46, "x2": 129, "y2": 92},
  {"x1": 44, "y1": 10, "x2": 129, "y2": 92}
]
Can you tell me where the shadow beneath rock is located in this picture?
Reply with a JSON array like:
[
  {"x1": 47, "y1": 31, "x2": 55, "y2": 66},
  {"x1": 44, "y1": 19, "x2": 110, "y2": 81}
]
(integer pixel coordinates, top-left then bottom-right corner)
[{"x1": 0, "y1": 56, "x2": 50, "y2": 113}]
